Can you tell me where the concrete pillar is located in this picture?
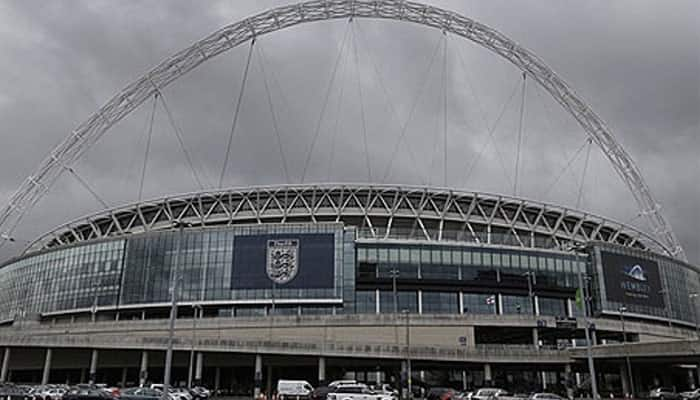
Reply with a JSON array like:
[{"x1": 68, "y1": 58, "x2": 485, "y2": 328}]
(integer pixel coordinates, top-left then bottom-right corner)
[
  {"x1": 41, "y1": 348, "x2": 53, "y2": 385},
  {"x1": 484, "y1": 364, "x2": 492, "y2": 385},
  {"x1": 266, "y1": 365, "x2": 272, "y2": 396},
  {"x1": 89, "y1": 349, "x2": 99, "y2": 384},
  {"x1": 464, "y1": 326, "x2": 476, "y2": 347},
  {"x1": 565, "y1": 364, "x2": 574, "y2": 400},
  {"x1": 254, "y1": 354, "x2": 262, "y2": 398},
  {"x1": 318, "y1": 357, "x2": 326, "y2": 385},
  {"x1": 0, "y1": 347, "x2": 10, "y2": 383},
  {"x1": 461, "y1": 370, "x2": 467, "y2": 391},
  {"x1": 214, "y1": 367, "x2": 221, "y2": 392},
  {"x1": 121, "y1": 367, "x2": 128, "y2": 387},
  {"x1": 195, "y1": 353, "x2": 203, "y2": 383},
  {"x1": 532, "y1": 328, "x2": 540, "y2": 349},
  {"x1": 541, "y1": 371, "x2": 547, "y2": 390},
  {"x1": 401, "y1": 361, "x2": 408, "y2": 400},
  {"x1": 688, "y1": 369, "x2": 696, "y2": 390},
  {"x1": 139, "y1": 351, "x2": 149, "y2": 386},
  {"x1": 418, "y1": 290, "x2": 423, "y2": 314},
  {"x1": 620, "y1": 364, "x2": 630, "y2": 397}
]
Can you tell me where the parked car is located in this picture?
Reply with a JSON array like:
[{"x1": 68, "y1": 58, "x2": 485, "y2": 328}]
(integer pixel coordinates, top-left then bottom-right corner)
[
  {"x1": 327, "y1": 384, "x2": 393, "y2": 400},
  {"x1": 169, "y1": 388, "x2": 192, "y2": 400},
  {"x1": 37, "y1": 387, "x2": 67, "y2": 400},
  {"x1": 528, "y1": 394, "x2": 563, "y2": 400},
  {"x1": 681, "y1": 389, "x2": 700, "y2": 400},
  {"x1": 120, "y1": 388, "x2": 162, "y2": 400},
  {"x1": 327, "y1": 382, "x2": 357, "y2": 389},
  {"x1": 278, "y1": 380, "x2": 314, "y2": 400},
  {"x1": 311, "y1": 386, "x2": 333, "y2": 400},
  {"x1": 649, "y1": 388, "x2": 682, "y2": 400},
  {"x1": 63, "y1": 388, "x2": 114, "y2": 400},
  {"x1": 0, "y1": 384, "x2": 32, "y2": 400},
  {"x1": 371, "y1": 385, "x2": 397, "y2": 399},
  {"x1": 471, "y1": 388, "x2": 508, "y2": 400},
  {"x1": 426, "y1": 387, "x2": 459, "y2": 400},
  {"x1": 190, "y1": 387, "x2": 210, "y2": 400}
]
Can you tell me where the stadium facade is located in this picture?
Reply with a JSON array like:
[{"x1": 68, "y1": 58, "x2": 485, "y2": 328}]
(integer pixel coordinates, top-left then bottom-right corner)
[{"x1": 0, "y1": 184, "x2": 698, "y2": 395}]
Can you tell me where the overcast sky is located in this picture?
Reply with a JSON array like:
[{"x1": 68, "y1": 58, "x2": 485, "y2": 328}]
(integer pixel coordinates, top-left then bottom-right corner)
[{"x1": 0, "y1": 0, "x2": 698, "y2": 262}]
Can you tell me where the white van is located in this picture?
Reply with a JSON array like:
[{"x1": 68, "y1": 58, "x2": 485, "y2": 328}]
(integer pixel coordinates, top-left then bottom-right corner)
[{"x1": 277, "y1": 380, "x2": 314, "y2": 400}]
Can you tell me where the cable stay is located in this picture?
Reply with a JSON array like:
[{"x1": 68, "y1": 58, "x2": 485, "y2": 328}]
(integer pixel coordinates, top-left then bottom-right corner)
[
  {"x1": 461, "y1": 76, "x2": 521, "y2": 190},
  {"x1": 576, "y1": 138, "x2": 593, "y2": 210},
  {"x1": 256, "y1": 44, "x2": 291, "y2": 184},
  {"x1": 381, "y1": 33, "x2": 445, "y2": 184},
  {"x1": 442, "y1": 32, "x2": 449, "y2": 187},
  {"x1": 349, "y1": 21, "x2": 373, "y2": 182},
  {"x1": 543, "y1": 137, "x2": 592, "y2": 198},
  {"x1": 352, "y1": 23, "x2": 424, "y2": 185},
  {"x1": 138, "y1": 93, "x2": 159, "y2": 201},
  {"x1": 65, "y1": 166, "x2": 109, "y2": 209},
  {"x1": 300, "y1": 21, "x2": 351, "y2": 183},
  {"x1": 513, "y1": 72, "x2": 527, "y2": 196},
  {"x1": 452, "y1": 40, "x2": 515, "y2": 190},
  {"x1": 326, "y1": 35, "x2": 351, "y2": 181},
  {"x1": 219, "y1": 39, "x2": 255, "y2": 189},
  {"x1": 428, "y1": 35, "x2": 448, "y2": 187},
  {"x1": 157, "y1": 93, "x2": 207, "y2": 190}
]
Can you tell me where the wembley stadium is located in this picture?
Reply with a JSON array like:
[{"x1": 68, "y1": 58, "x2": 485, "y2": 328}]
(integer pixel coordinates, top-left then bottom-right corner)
[
  {"x1": 0, "y1": 0, "x2": 698, "y2": 399},
  {"x1": 0, "y1": 184, "x2": 698, "y2": 395}
]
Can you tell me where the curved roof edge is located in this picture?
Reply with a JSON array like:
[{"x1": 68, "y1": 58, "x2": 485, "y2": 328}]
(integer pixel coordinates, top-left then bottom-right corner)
[{"x1": 23, "y1": 183, "x2": 669, "y2": 257}]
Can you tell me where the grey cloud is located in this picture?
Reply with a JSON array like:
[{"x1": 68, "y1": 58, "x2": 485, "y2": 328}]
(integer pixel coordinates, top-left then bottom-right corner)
[{"x1": 0, "y1": 0, "x2": 697, "y2": 261}]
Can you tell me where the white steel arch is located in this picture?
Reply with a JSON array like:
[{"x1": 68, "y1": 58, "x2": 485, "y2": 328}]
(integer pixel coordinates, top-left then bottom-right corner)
[{"x1": 0, "y1": 0, "x2": 685, "y2": 260}]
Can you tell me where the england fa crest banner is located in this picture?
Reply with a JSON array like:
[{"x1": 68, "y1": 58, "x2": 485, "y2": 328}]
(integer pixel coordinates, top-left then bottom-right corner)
[{"x1": 266, "y1": 239, "x2": 299, "y2": 285}]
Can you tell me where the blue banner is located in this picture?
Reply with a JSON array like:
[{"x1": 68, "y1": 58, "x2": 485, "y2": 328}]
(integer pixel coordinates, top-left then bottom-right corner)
[{"x1": 231, "y1": 233, "x2": 335, "y2": 289}]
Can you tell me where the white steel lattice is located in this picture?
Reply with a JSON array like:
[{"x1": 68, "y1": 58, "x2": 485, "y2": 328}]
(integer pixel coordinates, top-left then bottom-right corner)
[
  {"x1": 25, "y1": 184, "x2": 667, "y2": 255},
  {"x1": 0, "y1": 0, "x2": 685, "y2": 260}
]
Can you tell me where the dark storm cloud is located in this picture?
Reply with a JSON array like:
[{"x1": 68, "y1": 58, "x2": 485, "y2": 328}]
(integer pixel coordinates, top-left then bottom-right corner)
[{"x1": 0, "y1": 0, "x2": 697, "y2": 261}]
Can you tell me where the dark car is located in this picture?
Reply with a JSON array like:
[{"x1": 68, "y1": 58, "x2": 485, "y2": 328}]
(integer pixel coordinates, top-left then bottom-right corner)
[
  {"x1": 649, "y1": 388, "x2": 682, "y2": 400},
  {"x1": 120, "y1": 388, "x2": 162, "y2": 400},
  {"x1": 63, "y1": 389, "x2": 114, "y2": 400},
  {"x1": 427, "y1": 388, "x2": 459, "y2": 400},
  {"x1": 311, "y1": 386, "x2": 333, "y2": 400}
]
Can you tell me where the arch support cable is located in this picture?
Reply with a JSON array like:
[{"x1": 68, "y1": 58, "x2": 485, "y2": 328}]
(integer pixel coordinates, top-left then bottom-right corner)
[
  {"x1": 576, "y1": 138, "x2": 593, "y2": 210},
  {"x1": 138, "y1": 93, "x2": 158, "y2": 201},
  {"x1": 66, "y1": 166, "x2": 109, "y2": 209},
  {"x1": 513, "y1": 72, "x2": 527, "y2": 196},
  {"x1": 219, "y1": 39, "x2": 256, "y2": 189},
  {"x1": 157, "y1": 92, "x2": 207, "y2": 190},
  {"x1": 256, "y1": 44, "x2": 291, "y2": 184},
  {"x1": 301, "y1": 21, "x2": 351, "y2": 183}
]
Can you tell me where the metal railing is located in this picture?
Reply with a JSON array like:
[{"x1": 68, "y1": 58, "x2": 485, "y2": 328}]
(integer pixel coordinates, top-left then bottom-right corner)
[{"x1": 0, "y1": 332, "x2": 569, "y2": 363}]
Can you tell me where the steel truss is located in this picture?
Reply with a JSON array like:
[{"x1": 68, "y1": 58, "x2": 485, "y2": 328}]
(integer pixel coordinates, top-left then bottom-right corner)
[
  {"x1": 0, "y1": 0, "x2": 684, "y2": 259},
  {"x1": 26, "y1": 184, "x2": 666, "y2": 255}
]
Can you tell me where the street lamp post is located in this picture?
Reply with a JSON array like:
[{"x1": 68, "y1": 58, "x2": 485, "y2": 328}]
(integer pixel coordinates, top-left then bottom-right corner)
[
  {"x1": 163, "y1": 220, "x2": 190, "y2": 400},
  {"x1": 402, "y1": 309, "x2": 412, "y2": 400},
  {"x1": 577, "y1": 269, "x2": 599, "y2": 400},
  {"x1": 690, "y1": 293, "x2": 700, "y2": 340},
  {"x1": 523, "y1": 272, "x2": 535, "y2": 315},
  {"x1": 390, "y1": 268, "x2": 399, "y2": 314},
  {"x1": 188, "y1": 303, "x2": 202, "y2": 389},
  {"x1": 619, "y1": 306, "x2": 634, "y2": 398}
]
